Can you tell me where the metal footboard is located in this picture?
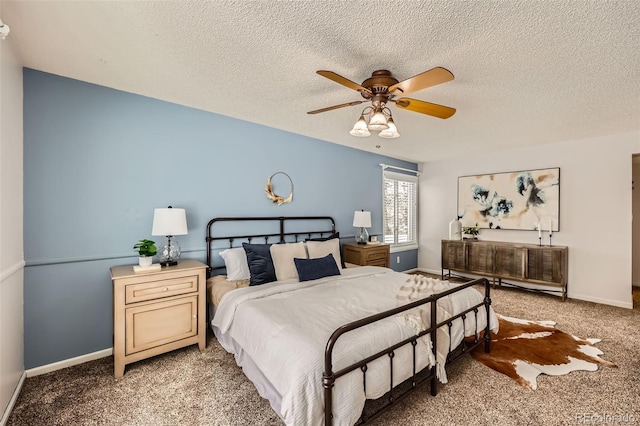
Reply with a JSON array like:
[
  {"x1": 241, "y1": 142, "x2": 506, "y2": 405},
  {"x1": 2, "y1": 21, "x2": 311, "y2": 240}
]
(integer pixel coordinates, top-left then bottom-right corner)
[{"x1": 323, "y1": 277, "x2": 492, "y2": 425}]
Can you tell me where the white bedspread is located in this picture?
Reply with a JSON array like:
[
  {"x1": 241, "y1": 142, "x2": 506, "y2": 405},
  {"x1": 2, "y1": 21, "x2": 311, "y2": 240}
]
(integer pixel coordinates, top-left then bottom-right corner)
[{"x1": 212, "y1": 267, "x2": 498, "y2": 426}]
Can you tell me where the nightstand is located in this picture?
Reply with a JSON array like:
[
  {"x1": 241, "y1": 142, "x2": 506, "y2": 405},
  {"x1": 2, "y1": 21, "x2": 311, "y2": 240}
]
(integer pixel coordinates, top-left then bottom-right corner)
[
  {"x1": 110, "y1": 259, "x2": 207, "y2": 377},
  {"x1": 342, "y1": 242, "x2": 390, "y2": 267}
]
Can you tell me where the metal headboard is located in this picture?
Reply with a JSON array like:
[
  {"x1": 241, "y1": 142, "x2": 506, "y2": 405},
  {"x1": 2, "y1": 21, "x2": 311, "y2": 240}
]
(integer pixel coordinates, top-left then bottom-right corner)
[{"x1": 205, "y1": 216, "x2": 336, "y2": 275}]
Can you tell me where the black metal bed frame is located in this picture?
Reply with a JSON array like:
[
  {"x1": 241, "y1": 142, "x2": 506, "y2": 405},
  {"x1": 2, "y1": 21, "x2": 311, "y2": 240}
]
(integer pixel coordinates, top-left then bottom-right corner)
[
  {"x1": 205, "y1": 216, "x2": 491, "y2": 425},
  {"x1": 206, "y1": 215, "x2": 336, "y2": 275}
]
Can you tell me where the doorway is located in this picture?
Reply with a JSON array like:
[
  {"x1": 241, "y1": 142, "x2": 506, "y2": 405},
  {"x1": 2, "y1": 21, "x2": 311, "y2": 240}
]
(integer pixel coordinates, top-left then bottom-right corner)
[{"x1": 631, "y1": 154, "x2": 640, "y2": 308}]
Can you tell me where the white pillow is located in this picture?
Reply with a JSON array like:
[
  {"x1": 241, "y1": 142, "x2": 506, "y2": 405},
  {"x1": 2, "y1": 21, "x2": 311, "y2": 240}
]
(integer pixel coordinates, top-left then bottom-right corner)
[
  {"x1": 306, "y1": 239, "x2": 342, "y2": 270},
  {"x1": 270, "y1": 242, "x2": 307, "y2": 281},
  {"x1": 219, "y1": 247, "x2": 250, "y2": 281}
]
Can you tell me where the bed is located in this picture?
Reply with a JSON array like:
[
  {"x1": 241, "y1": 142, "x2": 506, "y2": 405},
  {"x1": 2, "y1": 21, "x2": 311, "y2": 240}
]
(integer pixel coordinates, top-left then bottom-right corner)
[{"x1": 205, "y1": 216, "x2": 498, "y2": 425}]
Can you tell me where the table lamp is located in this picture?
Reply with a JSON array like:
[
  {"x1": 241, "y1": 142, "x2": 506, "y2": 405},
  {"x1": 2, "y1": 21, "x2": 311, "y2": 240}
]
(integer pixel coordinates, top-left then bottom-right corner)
[
  {"x1": 353, "y1": 210, "x2": 371, "y2": 245},
  {"x1": 152, "y1": 206, "x2": 188, "y2": 266}
]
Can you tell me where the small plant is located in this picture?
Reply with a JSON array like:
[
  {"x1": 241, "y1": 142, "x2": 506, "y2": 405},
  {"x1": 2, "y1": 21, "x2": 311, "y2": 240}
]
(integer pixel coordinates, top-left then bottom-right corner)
[
  {"x1": 133, "y1": 239, "x2": 157, "y2": 257},
  {"x1": 462, "y1": 224, "x2": 480, "y2": 236}
]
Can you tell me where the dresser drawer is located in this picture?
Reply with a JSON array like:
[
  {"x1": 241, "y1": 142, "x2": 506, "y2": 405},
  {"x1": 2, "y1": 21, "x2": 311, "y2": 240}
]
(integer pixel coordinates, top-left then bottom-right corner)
[{"x1": 125, "y1": 275, "x2": 199, "y2": 304}]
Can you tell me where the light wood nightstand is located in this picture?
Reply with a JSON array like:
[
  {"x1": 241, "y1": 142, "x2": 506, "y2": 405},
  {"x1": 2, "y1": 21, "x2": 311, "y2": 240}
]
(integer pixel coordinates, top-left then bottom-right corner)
[
  {"x1": 342, "y1": 242, "x2": 390, "y2": 268},
  {"x1": 110, "y1": 259, "x2": 207, "y2": 377}
]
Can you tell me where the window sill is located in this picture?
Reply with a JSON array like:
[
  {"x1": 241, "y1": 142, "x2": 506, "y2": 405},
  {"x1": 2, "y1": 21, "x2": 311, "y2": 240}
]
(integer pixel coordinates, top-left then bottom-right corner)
[{"x1": 390, "y1": 244, "x2": 418, "y2": 253}]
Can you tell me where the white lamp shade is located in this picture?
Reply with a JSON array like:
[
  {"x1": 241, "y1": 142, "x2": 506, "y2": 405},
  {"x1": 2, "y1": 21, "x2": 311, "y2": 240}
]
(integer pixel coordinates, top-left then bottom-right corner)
[
  {"x1": 378, "y1": 117, "x2": 400, "y2": 138},
  {"x1": 353, "y1": 210, "x2": 372, "y2": 228},
  {"x1": 367, "y1": 110, "x2": 389, "y2": 131},
  {"x1": 350, "y1": 115, "x2": 371, "y2": 137},
  {"x1": 152, "y1": 208, "x2": 188, "y2": 236}
]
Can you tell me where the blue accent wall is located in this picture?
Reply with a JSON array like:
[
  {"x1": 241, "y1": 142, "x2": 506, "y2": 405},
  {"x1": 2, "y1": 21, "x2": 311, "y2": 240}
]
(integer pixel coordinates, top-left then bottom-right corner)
[
  {"x1": 23, "y1": 69, "x2": 418, "y2": 368},
  {"x1": 391, "y1": 250, "x2": 419, "y2": 272}
]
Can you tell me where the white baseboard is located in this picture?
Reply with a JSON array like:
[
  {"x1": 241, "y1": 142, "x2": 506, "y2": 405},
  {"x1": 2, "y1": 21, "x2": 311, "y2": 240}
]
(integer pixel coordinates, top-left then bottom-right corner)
[
  {"x1": 567, "y1": 293, "x2": 633, "y2": 310},
  {"x1": 26, "y1": 348, "x2": 113, "y2": 378},
  {"x1": 1, "y1": 371, "x2": 26, "y2": 426}
]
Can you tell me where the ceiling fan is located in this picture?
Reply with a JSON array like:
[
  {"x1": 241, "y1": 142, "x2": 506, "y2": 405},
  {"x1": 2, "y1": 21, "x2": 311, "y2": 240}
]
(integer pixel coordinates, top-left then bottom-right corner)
[{"x1": 308, "y1": 67, "x2": 456, "y2": 138}]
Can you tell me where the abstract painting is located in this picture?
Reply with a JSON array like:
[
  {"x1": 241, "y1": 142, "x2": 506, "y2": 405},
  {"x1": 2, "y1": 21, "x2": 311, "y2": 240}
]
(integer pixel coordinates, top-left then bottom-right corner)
[{"x1": 457, "y1": 168, "x2": 560, "y2": 231}]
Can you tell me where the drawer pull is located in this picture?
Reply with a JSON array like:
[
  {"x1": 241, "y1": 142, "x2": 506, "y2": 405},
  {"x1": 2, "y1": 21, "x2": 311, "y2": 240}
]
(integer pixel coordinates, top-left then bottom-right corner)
[{"x1": 163, "y1": 287, "x2": 168, "y2": 291}]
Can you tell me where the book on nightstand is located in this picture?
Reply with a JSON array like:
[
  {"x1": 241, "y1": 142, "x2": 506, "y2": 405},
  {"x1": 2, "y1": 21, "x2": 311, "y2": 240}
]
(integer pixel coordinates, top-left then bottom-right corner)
[
  {"x1": 366, "y1": 241, "x2": 381, "y2": 245},
  {"x1": 133, "y1": 264, "x2": 162, "y2": 273}
]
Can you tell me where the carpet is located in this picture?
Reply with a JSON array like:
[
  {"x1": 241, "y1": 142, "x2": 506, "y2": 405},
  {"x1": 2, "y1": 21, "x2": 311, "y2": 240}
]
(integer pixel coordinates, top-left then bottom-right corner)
[{"x1": 471, "y1": 314, "x2": 617, "y2": 390}]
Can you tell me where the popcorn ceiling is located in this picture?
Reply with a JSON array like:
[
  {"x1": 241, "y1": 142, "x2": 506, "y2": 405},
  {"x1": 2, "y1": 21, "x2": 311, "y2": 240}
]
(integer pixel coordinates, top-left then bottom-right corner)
[{"x1": 3, "y1": 1, "x2": 638, "y2": 162}]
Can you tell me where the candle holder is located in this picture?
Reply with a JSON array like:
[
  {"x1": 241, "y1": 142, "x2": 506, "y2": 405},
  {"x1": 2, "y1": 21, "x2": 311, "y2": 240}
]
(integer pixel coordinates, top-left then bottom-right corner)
[
  {"x1": 538, "y1": 236, "x2": 542, "y2": 247},
  {"x1": 548, "y1": 233, "x2": 553, "y2": 247}
]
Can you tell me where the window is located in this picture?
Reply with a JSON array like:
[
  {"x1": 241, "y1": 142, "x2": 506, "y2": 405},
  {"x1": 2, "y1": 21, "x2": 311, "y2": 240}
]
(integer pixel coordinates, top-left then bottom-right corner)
[{"x1": 382, "y1": 170, "x2": 418, "y2": 248}]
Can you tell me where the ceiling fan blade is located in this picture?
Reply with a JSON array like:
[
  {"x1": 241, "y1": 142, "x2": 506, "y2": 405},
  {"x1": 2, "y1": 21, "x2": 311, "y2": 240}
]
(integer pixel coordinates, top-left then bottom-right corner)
[
  {"x1": 388, "y1": 67, "x2": 454, "y2": 95},
  {"x1": 307, "y1": 100, "x2": 365, "y2": 114},
  {"x1": 316, "y1": 71, "x2": 372, "y2": 94},
  {"x1": 393, "y1": 97, "x2": 456, "y2": 119}
]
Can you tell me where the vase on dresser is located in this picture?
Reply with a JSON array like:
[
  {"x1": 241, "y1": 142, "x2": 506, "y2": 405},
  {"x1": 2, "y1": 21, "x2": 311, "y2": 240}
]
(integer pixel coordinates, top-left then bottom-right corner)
[{"x1": 449, "y1": 217, "x2": 462, "y2": 240}]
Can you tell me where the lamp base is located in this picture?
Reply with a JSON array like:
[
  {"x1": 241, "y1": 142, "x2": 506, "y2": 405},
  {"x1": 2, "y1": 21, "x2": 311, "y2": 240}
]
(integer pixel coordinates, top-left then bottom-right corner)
[
  {"x1": 158, "y1": 236, "x2": 181, "y2": 267},
  {"x1": 355, "y1": 227, "x2": 369, "y2": 245}
]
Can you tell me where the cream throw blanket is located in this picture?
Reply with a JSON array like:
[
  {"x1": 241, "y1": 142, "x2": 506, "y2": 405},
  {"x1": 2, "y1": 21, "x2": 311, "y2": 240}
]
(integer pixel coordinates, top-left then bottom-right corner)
[{"x1": 396, "y1": 274, "x2": 456, "y2": 382}]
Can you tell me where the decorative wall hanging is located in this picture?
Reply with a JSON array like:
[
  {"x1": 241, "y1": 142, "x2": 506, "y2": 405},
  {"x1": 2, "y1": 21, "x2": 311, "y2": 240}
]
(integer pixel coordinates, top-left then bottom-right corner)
[
  {"x1": 264, "y1": 172, "x2": 294, "y2": 205},
  {"x1": 457, "y1": 167, "x2": 560, "y2": 231}
]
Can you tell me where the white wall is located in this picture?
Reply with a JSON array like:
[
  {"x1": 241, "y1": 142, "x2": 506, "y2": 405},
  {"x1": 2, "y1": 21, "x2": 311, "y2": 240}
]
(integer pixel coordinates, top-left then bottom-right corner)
[
  {"x1": 0, "y1": 15, "x2": 25, "y2": 423},
  {"x1": 420, "y1": 131, "x2": 640, "y2": 309}
]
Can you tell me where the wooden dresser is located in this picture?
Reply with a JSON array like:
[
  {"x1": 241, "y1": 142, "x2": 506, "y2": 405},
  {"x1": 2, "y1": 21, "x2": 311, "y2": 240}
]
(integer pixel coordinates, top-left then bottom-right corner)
[
  {"x1": 342, "y1": 242, "x2": 390, "y2": 267},
  {"x1": 110, "y1": 259, "x2": 207, "y2": 377},
  {"x1": 441, "y1": 239, "x2": 568, "y2": 300}
]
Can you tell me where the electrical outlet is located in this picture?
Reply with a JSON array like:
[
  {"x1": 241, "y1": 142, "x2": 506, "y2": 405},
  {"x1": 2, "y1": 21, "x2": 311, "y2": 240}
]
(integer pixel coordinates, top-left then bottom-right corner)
[{"x1": 396, "y1": 256, "x2": 400, "y2": 264}]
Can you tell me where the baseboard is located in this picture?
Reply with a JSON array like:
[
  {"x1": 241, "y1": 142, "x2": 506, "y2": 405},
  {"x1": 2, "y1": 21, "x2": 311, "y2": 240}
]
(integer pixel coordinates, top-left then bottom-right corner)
[
  {"x1": 568, "y1": 293, "x2": 633, "y2": 310},
  {"x1": 0, "y1": 371, "x2": 26, "y2": 426},
  {"x1": 26, "y1": 348, "x2": 113, "y2": 378}
]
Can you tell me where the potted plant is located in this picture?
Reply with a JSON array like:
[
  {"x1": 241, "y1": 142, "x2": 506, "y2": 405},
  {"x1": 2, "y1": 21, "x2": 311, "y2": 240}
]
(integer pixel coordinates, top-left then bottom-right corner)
[
  {"x1": 133, "y1": 239, "x2": 157, "y2": 267},
  {"x1": 462, "y1": 224, "x2": 479, "y2": 240}
]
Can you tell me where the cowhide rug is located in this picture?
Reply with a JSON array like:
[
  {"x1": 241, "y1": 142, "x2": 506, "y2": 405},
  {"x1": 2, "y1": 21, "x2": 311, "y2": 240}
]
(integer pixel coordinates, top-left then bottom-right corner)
[{"x1": 471, "y1": 314, "x2": 617, "y2": 390}]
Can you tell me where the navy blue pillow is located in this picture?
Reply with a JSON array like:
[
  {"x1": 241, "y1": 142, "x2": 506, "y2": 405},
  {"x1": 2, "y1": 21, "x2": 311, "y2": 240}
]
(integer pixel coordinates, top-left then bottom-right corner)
[
  {"x1": 242, "y1": 243, "x2": 276, "y2": 286},
  {"x1": 294, "y1": 253, "x2": 341, "y2": 282}
]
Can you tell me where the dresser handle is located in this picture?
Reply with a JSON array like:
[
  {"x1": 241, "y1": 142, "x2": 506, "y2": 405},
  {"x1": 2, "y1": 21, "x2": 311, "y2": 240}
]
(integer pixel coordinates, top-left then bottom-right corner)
[{"x1": 163, "y1": 287, "x2": 168, "y2": 291}]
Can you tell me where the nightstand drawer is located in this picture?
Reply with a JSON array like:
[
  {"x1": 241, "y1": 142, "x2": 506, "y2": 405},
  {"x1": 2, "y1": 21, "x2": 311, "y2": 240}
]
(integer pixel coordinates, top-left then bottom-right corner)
[
  {"x1": 125, "y1": 295, "x2": 198, "y2": 355},
  {"x1": 125, "y1": 275, "x2": 199, "y2": 304},
  {"x1": 365, "y1": 248, "x2": 388, "y2": 262},
  {"x1": 342, "y1": 242, "x2": 390, "y2": 268}
]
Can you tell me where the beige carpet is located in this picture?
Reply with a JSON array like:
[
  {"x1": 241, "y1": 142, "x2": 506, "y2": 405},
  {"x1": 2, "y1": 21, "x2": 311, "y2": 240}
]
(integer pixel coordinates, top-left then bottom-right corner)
[{"x1": 8, "y1": 281, "x2": 640, "y2": 426}]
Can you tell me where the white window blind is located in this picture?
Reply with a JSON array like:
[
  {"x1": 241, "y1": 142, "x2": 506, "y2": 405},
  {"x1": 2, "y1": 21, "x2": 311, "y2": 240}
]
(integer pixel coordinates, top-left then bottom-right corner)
[{"x1": 382, "y1": 170, "x2": 418, "y2": 247}]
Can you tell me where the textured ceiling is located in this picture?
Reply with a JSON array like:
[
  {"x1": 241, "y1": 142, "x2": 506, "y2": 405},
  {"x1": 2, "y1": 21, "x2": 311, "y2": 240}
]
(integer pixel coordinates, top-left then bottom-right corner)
[{"x1": 2, "y1": 1, "x2": 639, "y2": 162}]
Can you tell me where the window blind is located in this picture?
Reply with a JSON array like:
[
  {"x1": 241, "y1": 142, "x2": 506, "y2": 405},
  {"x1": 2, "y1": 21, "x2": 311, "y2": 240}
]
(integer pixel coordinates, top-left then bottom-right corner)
[{"x1": 383, "y1": 170, "x2": 418, "y2": 246}]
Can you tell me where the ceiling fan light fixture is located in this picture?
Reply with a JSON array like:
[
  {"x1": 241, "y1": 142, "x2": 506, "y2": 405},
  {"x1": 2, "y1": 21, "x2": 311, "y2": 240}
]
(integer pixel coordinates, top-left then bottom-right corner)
[
  {"x1": 379, "y1": 117, "x2": 400, "y2": 139},
  {"x1": 367, "y1": 109, "x2": 389, "y2": 131},
  {"x1": 349, "y1": 115, "x2": 371, "y2": 137},
  {"x1": 310, "y1": 67, "x2": 455, "y2": 140}
]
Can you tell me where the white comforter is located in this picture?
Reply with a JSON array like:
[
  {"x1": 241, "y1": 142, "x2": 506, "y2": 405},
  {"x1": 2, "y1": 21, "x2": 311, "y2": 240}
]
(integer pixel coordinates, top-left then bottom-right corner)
[{"x1": 212, "y1": 267, "x2": 498, "y2": 426}]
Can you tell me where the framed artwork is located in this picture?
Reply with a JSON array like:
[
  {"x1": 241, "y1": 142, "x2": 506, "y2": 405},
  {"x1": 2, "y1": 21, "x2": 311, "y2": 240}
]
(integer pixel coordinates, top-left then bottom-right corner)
[{"x1": 457, "y1": 167, "x2": 560, "y2": 231}]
